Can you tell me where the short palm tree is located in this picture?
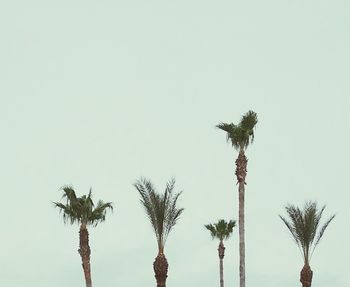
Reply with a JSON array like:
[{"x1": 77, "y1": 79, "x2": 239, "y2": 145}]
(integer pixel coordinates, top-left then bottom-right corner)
[
  {"x1": 134, "y1": 178, "x2": 184, "y2": 287},
  {"x1": 279, "y1": 201, "x2": 335, "y2": 287},
  {"x1": 53, "y1": 186, "x2": 113, "y2": 287},
  {"x1": 205, "y1": 219, "x2": 236, "y2": 287},
  {"x1": 217, "y1": 110, "x2": 258, "y2": 287}
]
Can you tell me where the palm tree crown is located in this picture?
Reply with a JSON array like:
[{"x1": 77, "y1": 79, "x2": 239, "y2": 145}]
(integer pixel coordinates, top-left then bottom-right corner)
[
  {"x1": 134, "y1": 178, "x2": 184, "y2": 253},
  {"x1": 205, "y1": 219, "x2": 236, "y2": 241},
  {"x1": 216, "y1": 110, "x2": 258, "y2": 150},
  {"x1": 53, "y1": 186, "x2": 113, "y2": 227},
  {"x1": 279, "y1": 201, "x2": 335, "y2": 265}
]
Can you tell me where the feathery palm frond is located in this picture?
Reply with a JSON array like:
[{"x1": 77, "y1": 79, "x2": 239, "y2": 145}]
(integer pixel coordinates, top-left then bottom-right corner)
[
  {"x1": 216, "y1": 110, "x2": 258, "y2": 150},
  {"x1": 53, "y1": 186, "x2": 113, "y2": 226},
  {"x1": 134, "y1": 178, "x2": 184, "y2": 252},
  {"x1": 205, "y1": 219, "x2": 236, "y2": 241},
  {"x1": 314, "y1": 214, "x2": 336, "y2": 250},
  {"x1": 279, "y1": 201, "x2": 335, "y2": 264}
]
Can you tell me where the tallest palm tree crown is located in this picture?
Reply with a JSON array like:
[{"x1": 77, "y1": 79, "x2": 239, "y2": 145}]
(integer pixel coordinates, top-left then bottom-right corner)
[{"x1": 216, "y1": 110, "x2": 258, "y2": 150}]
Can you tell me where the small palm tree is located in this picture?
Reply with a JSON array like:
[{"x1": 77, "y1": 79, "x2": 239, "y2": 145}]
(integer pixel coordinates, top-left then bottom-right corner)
[
  {"x1": 205, "y1": 219, "x2": 236, "y2": 287},
  {"x1": 53, "y1": 186, "x2": 113, "y2": 287},
  {"x1": 217, "y1": 110, "x2": 258, "y2": 287},
  {"x1": 279, "y1": 201, "x2": 335, "y2": 287},
  {"x1": 134, "y1": 178, "x2": 184, "y2": 287}
]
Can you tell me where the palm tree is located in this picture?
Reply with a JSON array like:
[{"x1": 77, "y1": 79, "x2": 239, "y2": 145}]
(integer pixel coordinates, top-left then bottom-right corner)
[
  {"x1": 205, "y1": 219, "x2": 236, "y2": 287},
  {"x1": 217, "y1": 110, "x2": 258, "y2": 287},
  {"x1": 279, "y1": 201, "x2": 335, "y2": 287},
  {"x1": 53, "y1": 186, "x2": 113, "y2": 287},
  {"x1": 134, "y1": 178, "x2": 184, "y2": 287}
]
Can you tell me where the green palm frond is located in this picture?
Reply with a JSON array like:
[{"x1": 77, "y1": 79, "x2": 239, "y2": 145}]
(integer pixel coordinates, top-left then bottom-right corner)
[
  {"x1": 134, "y1": 178, "x2": 184, "y2": 252},
  {"x1": 205, "y1": 219, "x2": 236, "y2": 241},
  {"x1": 314, "y1": 213, "x2": 336, "y2": 250},
  {"x1": 217, "y1": 110, "x2": 258, "y2": 150},
  {"x1": 53, "y1": 186, "x2": 113, "y2": 227},
  {"x1": 279, "y1": 201, "x2": 335, "y2": 264},
  {"x1": 240, "y1": 110, "x2": 258, "y2": 133},
  {"x1": 89, "y1": 200, "x2": 114, "y2": 227}
]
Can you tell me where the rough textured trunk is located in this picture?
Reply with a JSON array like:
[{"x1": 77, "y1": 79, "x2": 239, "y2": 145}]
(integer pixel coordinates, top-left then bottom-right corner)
[
  {"x1": 235, "y1": 149, "x2": 247, "y2": 287},
  {"x1": 218, "y1": 241, "x2": 225, "y2": 287},
  {"x1": 300, "y1": 264, "x2": 313, "y2": 287},
  {"x1": 153, "y1": 253, "x2": 168, "y2": 287},
  {"x1": 78, "y1": 223, "x2": 92, "y2": 287}
]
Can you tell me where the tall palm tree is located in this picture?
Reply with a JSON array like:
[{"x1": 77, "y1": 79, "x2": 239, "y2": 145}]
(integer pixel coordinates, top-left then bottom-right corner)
[
  {"x1": 205, "y1": 219, "x2": 236, "y2": 287},
  {"x1": 53, "y1": 186, "x2": 113, "y2": 287},
  {"x1": 217, "y1": 110, "x2": 258, "y2": 287},
  {"x1": 279, "y1": 201, "x2": 335, "y2": 287},
  {"x1": 134, "y1": 178, "x2": 184, "y2": 287}
]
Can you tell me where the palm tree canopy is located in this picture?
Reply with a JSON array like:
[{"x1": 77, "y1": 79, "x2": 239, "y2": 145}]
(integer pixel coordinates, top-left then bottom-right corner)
[
  {"x1": 205, "y1": 219, "x2": 236, "y2": 241},
  {"x1": 217, "y1": 110, "x2": 258, "y2": 150},
  {"x1": 134, "y1": 178, "x2": 184, "y2": 252},
  {"x1": 279, "y1": 201, "x2": 335, "y2": 264},
  {"x1": 53, "y1": 186, "x2": 113, "y2": 227}
]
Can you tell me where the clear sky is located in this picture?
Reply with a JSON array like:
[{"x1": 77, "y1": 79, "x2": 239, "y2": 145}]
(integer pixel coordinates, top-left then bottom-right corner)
[{"x1": 1, "y1": 1, "x2": 349, "y2": 286}]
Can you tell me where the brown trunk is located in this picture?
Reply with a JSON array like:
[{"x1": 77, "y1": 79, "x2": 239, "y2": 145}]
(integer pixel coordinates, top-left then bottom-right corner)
[
  {"x1": 218, "y1": 241, "x2": 225, "y2": 287},
  {"x1": 300, "y1": 264, "x2": 313, "y2": 287},
  {"x1": 236, "y1": 149, "x2": 247, "y2": 287},
  {"x1": 153, "y1": 253, "x2": 168, "y2": 287},
  {"x1": 78, "y1": 223, "x2": 92, "y2": 287}
]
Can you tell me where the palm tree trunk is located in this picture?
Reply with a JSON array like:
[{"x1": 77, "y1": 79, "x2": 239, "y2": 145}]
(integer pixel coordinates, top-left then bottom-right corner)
[
  {"x1": 79, "y1": 223, "x2": 92, "y2": 287},
  {"x1": 153, "y1": 253, "x2": 168, "y2": 287},
  {"x1": 300, "y1": 263, "x2": 313, "y2": 287},
  {"x1": 218, "y1": 241, "x2": 225, "y2": 287},
  {"x1": 236, "y1": 148, "x2": 247, "y2": 287}
]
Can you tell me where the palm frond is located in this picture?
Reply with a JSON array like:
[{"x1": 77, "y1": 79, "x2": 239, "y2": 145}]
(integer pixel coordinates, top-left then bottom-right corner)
[
  {"x1": 164, "y1": 188, "x2": 184, "y2": 242},
  {"x1": 134, "y1": 179, "x2": 160, "y2": 244},
  {"x1": 280, "y1": 201, "x2": 335, "y2": 264},
  {"x1": 89, "y1": 201, "x2": 114, "y2": 227},
  {"x1": 314, "y1": 214, "x2": 335, "y2": 248},
  {"x1": 205, "y1": 224, "x2": 217, "y2": 239},
  {"x1": 205, "y1": 219, "x2": 236, "y2": 241},
  {"x1": 240, "y1": 111, "x2": 258, "y2": 131},
  {"x1": 53, "y1": 187, "x2": 113, "y2": 227},
  {"x1": 134, "y1": 177, "x2": 184, "y2": 252},
  {"x1": 217, "y1": 110, "x2": 258, "y2": 150}
]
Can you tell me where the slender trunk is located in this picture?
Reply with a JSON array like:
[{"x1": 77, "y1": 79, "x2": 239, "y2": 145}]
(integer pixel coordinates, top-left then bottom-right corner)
[
  {"x1": 78, "y1": 223, "x2": 92, "y2": 287},
  {"x1": 300, "y1": 263, "x2": 313, "y2": 287},
  {"x1": 153, "y1": 252, "x2": 168, "y2": 287},
  {"x1": 235, "y1": 149, "x2": 247, "y2": 287},
  {"x1": 218, "y1": 240, "x2": 225, "y2": 287}
]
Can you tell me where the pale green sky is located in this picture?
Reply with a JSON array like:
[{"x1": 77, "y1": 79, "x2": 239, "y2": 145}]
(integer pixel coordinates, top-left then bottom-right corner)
[{"x1": 1, "y1": 1, "x2": 349, "y2": 286}]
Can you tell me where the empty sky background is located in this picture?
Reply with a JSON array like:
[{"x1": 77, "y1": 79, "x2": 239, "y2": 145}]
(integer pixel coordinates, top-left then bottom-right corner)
[{"x1": 1, "y1": 1, "x2": 349, "y2": 287}]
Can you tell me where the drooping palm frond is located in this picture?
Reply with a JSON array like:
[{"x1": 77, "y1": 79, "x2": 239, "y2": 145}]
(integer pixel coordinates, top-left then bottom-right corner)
[
  {"x1": 205, "y1": 219, "x2": 236, "y2": 241},
  {"x1": 279, "y1": 201, "x2": 335, "y2": 264},
  {"x1": 134, "y1": 178, "x2": 184, "y2": 252},
  {"x1": 53, "y1": 186, "x2": 113, "y2": 227},
  {"x1": 216, "y1": 110, "x2": 258, "y2": 150},
  {"x1": 89, "y1": 200, "x2": 114, "y2": 227}
]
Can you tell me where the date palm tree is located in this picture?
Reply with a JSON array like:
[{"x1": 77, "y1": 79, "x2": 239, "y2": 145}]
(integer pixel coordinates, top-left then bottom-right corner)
[
  {"x1": 217, "y1": 110, "x2": 258, "y2": 287},
  {"x1": 134, "y1": 178, "x2": 184, "y2": 287},
  {"x1": 279, "y1": 201, "x2": 335, "y2": 287},
  {"x1": 53, "y1": 186, "x2": 113, "y2": 287},
  {"x1": 205, "y1": 219, "x2": 236, "y2": 287}
]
